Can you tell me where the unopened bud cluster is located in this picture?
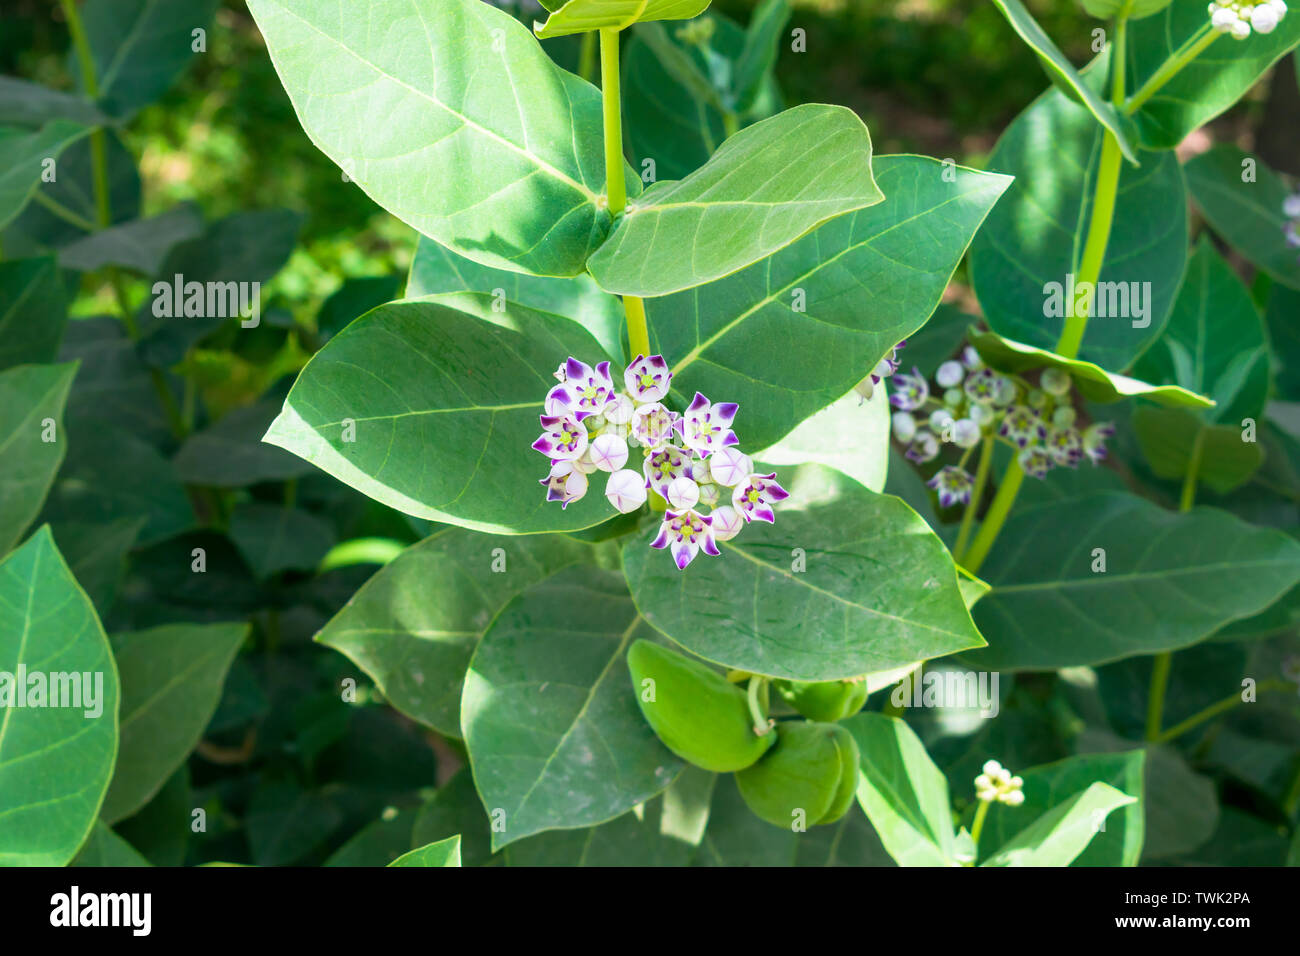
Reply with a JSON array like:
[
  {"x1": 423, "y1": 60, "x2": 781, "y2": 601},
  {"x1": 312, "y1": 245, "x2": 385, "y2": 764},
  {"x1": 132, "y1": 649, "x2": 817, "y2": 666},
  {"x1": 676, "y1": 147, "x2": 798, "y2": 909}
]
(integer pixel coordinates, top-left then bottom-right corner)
[
  {"x1": 975, "y1": 760, "x2": 1025, "y2": 806},
  {"x1": 1209, "y1": 0, "x2": 1287, "y2": 37},
  {"x1": 532, "y1": 355, "x2": 786, "y2": 570},
  {"x1": 888, "y1": 347, "x2": 1114, "y2": 505}
]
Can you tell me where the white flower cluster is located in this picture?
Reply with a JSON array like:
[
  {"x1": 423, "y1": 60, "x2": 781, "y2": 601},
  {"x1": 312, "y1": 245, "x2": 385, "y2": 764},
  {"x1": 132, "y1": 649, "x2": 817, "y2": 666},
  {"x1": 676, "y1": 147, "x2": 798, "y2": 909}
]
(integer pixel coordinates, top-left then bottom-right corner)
[
  {"x1": 975, "y1": 760, "x2": 1025, "y2": 806},
  {"x1": 1209, "y1": 0, "x2": 1287, "y2": 37}
]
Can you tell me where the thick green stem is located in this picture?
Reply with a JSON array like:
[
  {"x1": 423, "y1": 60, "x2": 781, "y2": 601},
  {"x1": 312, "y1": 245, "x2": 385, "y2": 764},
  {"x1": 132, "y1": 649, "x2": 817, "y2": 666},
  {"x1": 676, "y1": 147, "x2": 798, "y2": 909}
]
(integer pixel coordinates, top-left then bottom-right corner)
[
  {"x1": 954, "y1": 436, "x2": 994, "y2": 564},
  {"x1": 1144, "y1": 651, "x2": 1173, "y2": 742},
  {"x1": 961, "y1": 459, "x2": 1024, "y2": 574},
  {"x1": 598, "y1": 27, "x2": 651, "y2": 359},
  {"x1": 969, "y1": 799, "x2": 991, "y2": 860},
  {"x1": 1154, "y1": 680, "x2": 1293, "y2": 745},
  {"x1": 1056, "y1": 131, "x2": 1123, "y2": 361},
  {"x1": 1124, "y1": 25, "x2": 1218, "y2": 116}
]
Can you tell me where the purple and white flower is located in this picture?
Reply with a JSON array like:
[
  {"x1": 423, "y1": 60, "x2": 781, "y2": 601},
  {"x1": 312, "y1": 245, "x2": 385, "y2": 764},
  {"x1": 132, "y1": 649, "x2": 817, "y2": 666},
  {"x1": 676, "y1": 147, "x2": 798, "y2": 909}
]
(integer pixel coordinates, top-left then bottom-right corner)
[
  {"x1": 732, "y1": 472, "x2": 789, "y2": 524},
  {"x1": 533, "y1": 413, "x2": 588, "y2": 460},
  {"x1": 540, "y1": 463, "x2": 588, "y2": 509},
  {"x1": 602, "y1": 391, "x2": 635, "y2": 425},
  {"x1": 1018, "y1": 445, "x2": 1053, "y2": 480},
  {"x1": 965, "y1": 368, "x2": 1014, "y2": 406},
  {"x1": 624, "y1": 354, "x2": 672, "y2": 402},
  {"x1": 674, "y1": 392, "x2": 739, "y2": 458},
  {"x1": 999, "y1": 405, "x2": 1046, "y2": 449},
  {"x1": 905, "y1": 430, "x2": 940, "y2": 464},
  {"x1": 889, "y1": 367, "x2": 930, "y2": 412},
  {"x1": 927, "y1": 465, "x2": 974, "y2": 508},
  {"x1": 562, "y1": 357, "x2": 616, "y2": 419},
  {"x1": 1045, "y1": 425, "x2": 1082, "y2": 468},
  {"x1": 650, "y1": 509, "x2": 721, "y2": 569},
  {"x1": 644, "y1": 445, "x2": 690, "y2": 498},
  {"x1": 1082, "y1": 422, "x2": 1115, "y2": 464},
  {"x1": 631, "y1": 401, "x2": 676, "y2": 449},
  {"x1": 871, "y1": 341, "x2": 906, "y2": 385}
]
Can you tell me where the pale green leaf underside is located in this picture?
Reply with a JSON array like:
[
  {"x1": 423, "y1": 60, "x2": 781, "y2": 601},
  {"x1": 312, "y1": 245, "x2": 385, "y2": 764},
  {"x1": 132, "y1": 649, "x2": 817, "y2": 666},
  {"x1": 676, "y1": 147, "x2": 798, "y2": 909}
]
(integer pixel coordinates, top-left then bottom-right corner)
[
  {"x1": 389, "y1": 835, "x2": 461, "y2": 867},
  {"x1": 623, "y1": 465, "x2": 985, "y2": 681},
  {"x1": 263, "y1": 292, "x2": 618, "y2": 534},
  {"x1": 967, "y1": 328, "x2": 1212, "y2": 408},
  {"x1": 463, "y1": 568, "x2": 683, "y2": 850},
  {"x1": 536, "y1": 0, "x2": 711, "y2": 38},
  {"x1": 650, "y1": 154, "x2": 1012, "y2": 452},
  {"x1": 756, "y1": 385, "x2": 890, "y2": 493},
  {"x1": 1080, "y1": 0, "x2": 1171, "y2": 19},
  {"x1": 1133, "y1": 408, "x2": 1263, "y2": 495},
  {"x1": 844, "y1": 713, "x2": 956, "y2": 866},
  {"x1": 982, "y1": 781, "x2": 1136, "y2": 867},
  {"x1": 588, "y1": 104, "x2": 884, "y2": 296},
  {"x1": 0, "y1": 527, "x2": 119, "y2": 867},
  {"x1": 970, "y1": 491, "x2": 1300, "y2": 670},
  {"x1": 315, "y1": 528, "x2": 592, "y2": 738},
  {"x1": 246, "y1": 0, "x2": 613, "y2": 277},
  {"x1": 0, "y1": 362, "x2": 77, "y2": 555},
  {"x1": 989, "y1": 0, "x2": 1138, "y2": 163}
]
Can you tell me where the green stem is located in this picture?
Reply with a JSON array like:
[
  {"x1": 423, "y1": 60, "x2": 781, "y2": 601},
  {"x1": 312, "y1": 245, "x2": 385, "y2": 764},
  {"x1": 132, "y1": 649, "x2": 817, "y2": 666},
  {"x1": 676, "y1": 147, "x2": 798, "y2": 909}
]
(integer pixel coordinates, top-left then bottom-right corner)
[
  {"x1": 30, "y1": 190, "x2": 98, "y2": 232},
  {"x1": 1154, "y1": 680, "x2": 1293, "y2": 745},
  {"x1": 746, "y1": 675, "x2": 772, "y2": 735},
  {"x1": 598, "y1": 27, "x2": 651, "y2": 360},
  {"x1": 1056, "y1": 131, "x2": 1123, "y2": 360},
  {"x1": 1180, "y1": 427, "x2": 1205, "y2": 512},
  {"x1": 1124, "y1": 25, "x2": 1218, "y2": 116},
  {"x1": 961, "y1": 458, "x2": 1025, "y2": 574},
  {"x1": 578, "y1": 30, "x2": 597, "y2": 83},
  {"x1": 1144, "y1": 651, "x2": 1173, "y2": 742},
  {"x1": 969, "y1": 799, "x2": 991, "y2": 859},
  {"x1": 1111, "y1": 12, "x2": 1129, "y2": 104},
  {"x1": 59, "y1": 0, "x2": 112, "y2": 228},
  {"x1": 1283, "y1": 760, "x2": 1300, "y2": 819},
  {"x1": 954, "y1": 436, "x2": 993, "y2": 563}
]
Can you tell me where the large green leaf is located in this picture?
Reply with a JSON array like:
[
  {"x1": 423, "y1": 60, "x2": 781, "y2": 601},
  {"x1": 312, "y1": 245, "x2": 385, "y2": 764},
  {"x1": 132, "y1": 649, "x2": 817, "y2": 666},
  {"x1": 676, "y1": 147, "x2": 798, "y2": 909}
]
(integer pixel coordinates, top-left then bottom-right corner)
[
  {"x1": 1186, "y1": 146, "x2": 1300, "y2": 291},
  {"x1": 389, "y1": 835, "x2": 461, "y2": 867},
  {"x1": 55, "y1": 317, "x2": 171, "y2": 446},
  {"x1": 693, "y1": 774, "x2": 797, "y2": 865},
  {"x1": 79, "y1": 0, "x2": 220, "y2": 117},
  {"x1": 1126, "y1": 10, "x2": 1300, "y2": 150},
  {"x1": 843, "y1": 713, "x2": 957, "y2": 867},
  {"x1": 71, "y1": 821, "x2": 150, "y2": 867},
  {"x1": 0, "y1": 362, "x2": 76, "y2": 555},
  {"x1": 0, "y1": 76, "x2": 106, "y2": 128},
  {"x1": 0, "y1": 257, "x2": 68, "y2": 372},
  {"x1": 0, "y1": 527, "x2": 119, "y2": 866},
  {"x1": 623, "y1": 465, "x2": 985, "y2": 681},
  {"x1": 262, "y1": 292, "x2": 619, "y2": 534},
  {"x1": 650, "y1": 155, "x2": 1011, "y2": 452},
  {"x1": 981, "y1": 781, "x2": 1136, "y2": 867},
  {"x1": 246, "y1": 0, "x2": 618, "y2": 277},
  {"x1": 315, "y1": 527, "x2": 591, "y2": 737},
  {"x1": 50, "y1": 517, "x2": 145, "y2": 616},
  {"x1": 462, "y1": 567, "x2": 683, "y2": 849},
  {"x1": 969, "y1": 491, "x2": 1300, "y2": 669},
  {"x1": 988, "y1": 0, "x2": 1138, "y2": 163},
  {"x1": 228, "y1": 503, "x2": 335, "y2": 579},
  {"x1": 1132, "y1": 238, "x2": 1269, "y2": 425},
  {"x1": 967, "y1": 327, "x2": 1211, "y2": 408},
  {"x1": 1131, "y1": 408, "x2": 1263, "y2": 495},
  {"x1": 756, "y1": 385, "x2": 890, "y2": 493},
  {"x1": 58, "y1": 203, "x2": 205, "y2": 276},
  {"x1": 0, "y1": 121, "x2": 90, "y2": 231},
  {"x1": 408, "y1": 235, "x2": 625, "y2": 362},
  {"x1": 968, "y1": 86, "x2": 1188, "y2": 372},
  {"x1": 587, "y1": 104, "x2": 883, "y2": 297},
  {"x1": 100, "y1": 622, "x2": 247, "y2": 823},
  {"x1": 536, "y1": 0, "x2": 711, "y2": 38}
]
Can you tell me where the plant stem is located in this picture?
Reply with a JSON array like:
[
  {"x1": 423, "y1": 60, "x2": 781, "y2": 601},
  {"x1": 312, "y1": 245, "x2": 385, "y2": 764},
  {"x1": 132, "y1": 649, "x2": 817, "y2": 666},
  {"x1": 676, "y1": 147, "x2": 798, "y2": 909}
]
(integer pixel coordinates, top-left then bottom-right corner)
[
  {"x1": 59, "y1": 0, "x2": 112, "y2": 228},
  {"x1": 961, "y1": 458, "x2": 1024, "y2": 574},
  {"x1": 954, "y1": 436, "x2": 993, "y2": 563},
  {"x1": 1124, "y1": 25, "x2": 1219, "y2": 116},
  {"x1": 1154, "y1": 680, "x2": 1293, "y2": 745},
  {"x1": 969, "y1": 799, "x2": 991, "y2": 858},
  {"x1": 1180, "y1": 427, "x2": 1205, "y2": 512},
  {"x1": 747, "y1": 675, "x2": 772, "y2": 735},
  {"x1": 598, "y1": 27, "x2": 651, "y2": 360},
  {"x1": 578, "y1": 30, "x2": 597, "y2": 83},
  {"x1": 1056, "y1": 131, "x2": 1123, "y2": 360},
  {"x1": 1283, "y1": 759, "x2": 1300, "y2": 819},
  {"x1": 1111, "y1": 10, "x2": 1129, "y2": 104}
]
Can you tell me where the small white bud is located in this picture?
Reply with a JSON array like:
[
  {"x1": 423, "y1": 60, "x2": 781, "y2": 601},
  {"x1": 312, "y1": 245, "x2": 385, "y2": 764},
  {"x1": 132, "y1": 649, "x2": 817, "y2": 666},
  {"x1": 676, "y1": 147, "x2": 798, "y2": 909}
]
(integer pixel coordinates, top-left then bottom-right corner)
[
  {"x1": 936, "y1": 360, "x2": 964, "y2": 388},
  {"x1": 892, "y1": 411, "x2": 917, "y2": 443}
]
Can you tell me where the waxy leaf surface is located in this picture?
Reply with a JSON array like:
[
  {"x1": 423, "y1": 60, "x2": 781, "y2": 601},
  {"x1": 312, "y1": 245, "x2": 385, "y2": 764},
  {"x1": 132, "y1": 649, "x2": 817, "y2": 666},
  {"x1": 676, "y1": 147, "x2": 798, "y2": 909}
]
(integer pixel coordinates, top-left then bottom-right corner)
[{"x1": 536, "y1": 0, "x2": 711, "y2": 38}]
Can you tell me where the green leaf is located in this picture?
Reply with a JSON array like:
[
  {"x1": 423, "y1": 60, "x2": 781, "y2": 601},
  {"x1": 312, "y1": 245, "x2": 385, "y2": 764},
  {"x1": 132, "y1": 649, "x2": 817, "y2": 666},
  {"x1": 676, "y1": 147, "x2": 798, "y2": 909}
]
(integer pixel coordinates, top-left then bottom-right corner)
[
  {"x1": 246, "y1": 0, "x2": 617, "y2": 277},
  {"x1": 71, "y1": 822, "x2": 150, "y2": 867},
  {"x1": 58, "y1": 203, "x2": 205, "y2": 276},
  {"x1": 972, "y1": 750, "x2": 1146, "y2": 866},
  {"x1": 315, "y1": 275, "x2": 401, "y2": 343},
  {"x1": 623, "y1": 465, "x2": 985, "y2": 681},
  {"x1": 842, "y1": 713, "x2": 957, "y2": 866},
  {"x1": 967, "y1": 327, "x2": 1212, "y2": 408},
  {"x1": 228, "y1": 503, "x2": 335, "y2": 579},
  {"x1": 1186, "y1": 146, "x2": 1300, "y2": 291},
  {"x1": 0, "y1": 256, "x2": 68, "y2": 371},
  {"x1": 263, "y1": 292, "x2": 619, "y2": 534},
  {"x1": 588, "y1": 104, "x2": 884, "y2": 297},
  {"x1": 315, "y1": 527, "x2": 591, "y2": 737},
  {"x1": 1266, "y1": 284, "x2": 1300, "y2": 401},
  {"x1": 0, "y1": 362, "x2": 76, "y2": 555},
  {"x1": 968, "y1": 86, "x2": 1188, "y2": 372},
  {"x1": 114, "y1": 766, "x2": 191, "y2": 866},
  {"x1": 693, "y1": 774, "x2": 797, "y2": 865},
  {"x1": 174, "y1": 400, "x2": 315, "y2": 487},
  {"x1": 1127, "y1": 10, "x2": 1300, "y2": 150},
  {"x1": 0, "y1": 76, "x2": 107, "y2": 128},
  {"x1": 0, "y1": 527, "x2": 119, "y2": 866},
  {"x1": 389, "y1": 835, "x2": 462, "y2": 867},
  {"x1": 732, "y1": 0, "x2": 791, "y2": 114},
  {"x1": 794, "y1": 804, "x2": 896, "y2": 866},
  {"x1": 756, "y1": 385, "x2": 890, "y2": 493},
  {"x1": 1132, "y1": 238, "x2": 1269, "y2": 425},
  {"x1": 245, "y1": 779, "x2": 343, "y2": 866},
  {"x1": 324, "y1": 805, "x2": 420, "y2": 866},
  {"x1": 504, "y1": 791, "x2": 702, "y2": 866},
  {"x1": 411, "y1": 769, "x2": 496, "y2": 867},
  {"x1": 56, "y1": 317, "x2": 171, "y2": 445},
  {"x1": 650, "y1": 154, "x2": 1011, "y2": 452},
  {"x1": 969, "y1": 491, "x2": 1300, "y2": 669},
  {"x1": 535, "y1": 0, "x2": 711, "y2": 38},
  {"x1": 50, "y1": 517, "x2": 145, "y2": 616},
  {"x1": 408, "y1": 235, "x2": 625, "y2": 362},
  {"x1": 1079, "y1": 0, "x2": 1172, "y2": 19},
  {"x1": 988, "y1": 0, "x2": 1138, "y2": 163},
  {"x1": 463, "y1": 567, "x2": 683, "y2": 849},
  {"x1": 981, "y1": 781, "x2": 1136, "y2": 867},
  {"x1": 79, "y1": 0, "x2": 220, "y2": 117},
  {"x1": 101, "y1": 622, "x2": 247, "y2": 823},
  {"x1": 1133, "y1": 408, "x2": 1263, "y2": 494},
  {"x1": 0, "y1": 120, "x2": 90, "y2": 231}
]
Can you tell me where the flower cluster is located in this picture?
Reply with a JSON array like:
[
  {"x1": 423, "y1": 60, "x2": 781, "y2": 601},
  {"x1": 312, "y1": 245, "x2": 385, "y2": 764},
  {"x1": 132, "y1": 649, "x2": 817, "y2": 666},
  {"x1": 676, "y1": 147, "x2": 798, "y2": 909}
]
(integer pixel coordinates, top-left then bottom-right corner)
[
  {"x1": 975, "y1": 760, "x2": 1025, "y2": 807},
  {"x1": 853, "y1": 340, "x2": 907, "y2": 402},
  {"x1": 888, "y1": 347, "x2": 1114, "y2": 506},
  {"x1": 532, "y1": 355, "x2": 786, "y2": 570},
  {"x1": 1284, "y1": 191, "x2": 1300, "y2": 259},
  {"x1": 1209, "y1": 0, "x2": 1287, "y2": 37}
]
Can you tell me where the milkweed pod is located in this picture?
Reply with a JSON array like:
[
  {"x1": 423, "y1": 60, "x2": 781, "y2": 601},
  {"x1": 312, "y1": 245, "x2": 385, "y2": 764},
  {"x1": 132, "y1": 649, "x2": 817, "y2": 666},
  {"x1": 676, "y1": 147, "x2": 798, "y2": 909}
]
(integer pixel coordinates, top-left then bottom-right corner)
[
  {"x1": 774, "y1": 677, "x2": 869, "y2": 723},
  {"x1": 735, "y1": 721, "x2": 861, "y2": 827},
  {"x1": 626, "y1": 640, "x2": 776, "y2": 772}
]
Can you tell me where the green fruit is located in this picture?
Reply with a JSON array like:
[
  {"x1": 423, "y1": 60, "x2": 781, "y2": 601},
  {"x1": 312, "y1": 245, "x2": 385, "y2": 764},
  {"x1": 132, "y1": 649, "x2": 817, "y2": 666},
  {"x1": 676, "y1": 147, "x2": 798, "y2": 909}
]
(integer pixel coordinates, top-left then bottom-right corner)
[
  {"x1": 627, "y1": 640, "x2": 776, "y2": 772},
  {"x1": 735, "y1": 721, "x2": 861, "y2": 827},
  {"x1": 774, "y1": 678, "x2": 869, "y2": 722}
]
